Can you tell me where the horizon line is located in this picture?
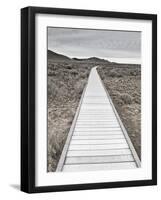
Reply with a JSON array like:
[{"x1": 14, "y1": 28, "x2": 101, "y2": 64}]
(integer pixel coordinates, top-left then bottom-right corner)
[{"x1": 48, "y1": 49, "x2": 141, "y2": 64}]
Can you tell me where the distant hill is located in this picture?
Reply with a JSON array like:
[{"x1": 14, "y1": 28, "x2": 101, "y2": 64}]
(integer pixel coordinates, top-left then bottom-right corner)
[
  {"x1": 73, "y1": 57, "x2": 110, "y2": 63},
  {"x1": 48, "y1": 50, "x2": 110, "y2": 63},
  {"x1": 48, "y1": 50, "x2": 71, "y2": 61}
]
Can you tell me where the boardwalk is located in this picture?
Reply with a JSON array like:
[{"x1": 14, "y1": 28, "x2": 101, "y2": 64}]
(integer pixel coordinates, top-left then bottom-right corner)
[{"x1": 56, "y1": 67, "x2": 140, "y2": 172}]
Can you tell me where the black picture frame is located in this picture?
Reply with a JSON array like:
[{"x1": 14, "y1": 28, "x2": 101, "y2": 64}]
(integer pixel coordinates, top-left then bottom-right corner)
[{"x1": 21, "y1": 6, "x2": 157, "y2": 193}]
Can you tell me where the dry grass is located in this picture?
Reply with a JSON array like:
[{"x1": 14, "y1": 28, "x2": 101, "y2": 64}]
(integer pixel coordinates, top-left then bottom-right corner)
[
  {"x1": 48, "y1": 60, "x2": 141, "y2": 172},
  {"x1": 97, "y1": 64, "x2": 141, "y2": 159},
  {"x1": 47, "y1": 61, "x2": 94, "y2": 172}
]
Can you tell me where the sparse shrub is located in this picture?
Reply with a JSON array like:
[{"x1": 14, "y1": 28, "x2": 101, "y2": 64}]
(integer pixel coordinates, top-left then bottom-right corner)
[
  {"x1": 133, "y1": 97, "x2": 140, "y2": 104},
  {"x1": 133, "y1": 91, "x2": 140, "y2": 104},
  {"x1": 108, "y1": 69, "x2": 122, "y2": 77},
  {"x1": 66, "y1": 65, "x2": 72, "y2": 70},
  {"x1": 80, "y1": 72, "x2": 88, "y2": 79},
  {"x1": 71, "y1": 70, "x2": 78, "y2": 76},
  {"x1": 75, "y1": 79, "x2": 86, "y2": 95},
  {"x1": 130, "y1": 70, "x2": 138, "y2": 76},
  {"x1": 119, "y1": 93, "x2": 133, "y2": 104},
  {"x1": 112, "y1": 92, "x2": 124, "y2": 105}
]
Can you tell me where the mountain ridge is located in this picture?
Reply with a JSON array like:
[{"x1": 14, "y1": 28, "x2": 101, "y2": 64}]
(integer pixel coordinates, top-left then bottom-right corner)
[
  {"x1": 48, "y1": 50, "x2": 71, "y2": 61},
  {"x1": 48, "y1": 50, "x2": 110, "y2": 63}
]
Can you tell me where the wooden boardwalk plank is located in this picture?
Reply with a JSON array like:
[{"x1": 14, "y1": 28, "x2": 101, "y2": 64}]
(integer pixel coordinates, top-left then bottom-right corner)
[
  {"x1": 74, "y1": 131, "x2": 123, "y2": 136},
  {"x1": 76, "y1": 122, "x2": 119, "y2": 124},
  {"x1": 66, "y1": 155, "x2": 134, "y2": 164},
  {"x1": 72, "y1": 135, "x2": 124, "y2": 140},
  {"x1": 76, "y1": 123, "x2": 119, "y2": 126},
  {"x1": 68, "y1": 144, "x2": 128, "y2": 150},
  {"x1": 63, "y1": 162, "x2": 136, "y2": 172},
  {"x1": 76, "y1": 124, "x2": 119, "y2": 128},
  {"x1": 77, "y1": 118, "x2": 116, "y2": 123},
  {"x1": 75, "y1": 127, "x2": 121, "y2": 132},
  {"x1": 67, "y1": 149, "x2": 131, "y2": 157},
  {"x1": 70, "y1": 139, "x2": 126, "y2": 145},
  {"x1": 74, "y1": 131, "x2": 122, "y2": 135}
]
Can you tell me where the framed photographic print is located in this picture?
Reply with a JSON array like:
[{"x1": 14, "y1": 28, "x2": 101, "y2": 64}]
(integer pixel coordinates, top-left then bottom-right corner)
[{"x1": 21, "y1": 6, "x2": 157, "y2": 193}]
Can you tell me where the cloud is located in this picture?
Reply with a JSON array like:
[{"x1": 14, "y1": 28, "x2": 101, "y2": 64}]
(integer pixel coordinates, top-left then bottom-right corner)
[{"x1": 48, "y1": 27, "x2": 141, "y2": 59}]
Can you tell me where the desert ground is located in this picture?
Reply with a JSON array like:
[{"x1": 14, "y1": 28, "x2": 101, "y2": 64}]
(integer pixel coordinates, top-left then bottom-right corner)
[
  {"x1": 47, "y1": 60, "x2": 95, "y2": 172},
  {"x1": 47, "y1": 51, "x2": 141, "y2": 172}
]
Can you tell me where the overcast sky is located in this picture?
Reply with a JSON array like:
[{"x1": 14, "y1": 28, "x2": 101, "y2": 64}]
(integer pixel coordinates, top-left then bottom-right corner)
[{"x1": 48, "y1": 27, "x2": 141, "y2": 62}]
